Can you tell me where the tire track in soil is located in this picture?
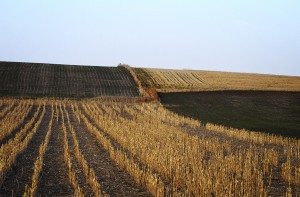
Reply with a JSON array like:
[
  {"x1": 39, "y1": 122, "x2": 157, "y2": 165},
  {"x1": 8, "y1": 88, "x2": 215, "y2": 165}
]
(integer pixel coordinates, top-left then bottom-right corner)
[
  {"x1": 36, "y1": 107, "x2": 74, "y2": 196},
  {"x1": 63, "y1": 110, "x2": 94, "y2": 196},
  {"x1": 67, "y1": 106, "x2": 152, "y2": 197},
  {"x1": 0, "y1": 105, "x2": 49, "y2": 196}
]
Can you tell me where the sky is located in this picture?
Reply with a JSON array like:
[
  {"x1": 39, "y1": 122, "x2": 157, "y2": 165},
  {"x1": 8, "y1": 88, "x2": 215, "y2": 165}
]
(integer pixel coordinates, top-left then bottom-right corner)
[{"x1": 0, "y1": 0, "x2": 299, "y2": 76}]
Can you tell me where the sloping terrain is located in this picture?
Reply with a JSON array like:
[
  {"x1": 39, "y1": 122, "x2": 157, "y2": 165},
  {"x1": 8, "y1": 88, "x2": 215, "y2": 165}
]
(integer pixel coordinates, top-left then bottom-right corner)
[
  {"x1": 135, "y1": 67, "x2": 300, "y2": 92},
  {"x1": 134, "y1": 67, "x2": 300, "y2": 138},
  {"x1": 0, "y1": 62, "x2": 299, "y2": 196},
  {"x1": 0, "y1": 99, "x2": 299, "y2": 196},
  {"x1": 0, "y1": 61, "x2": 139, "y2": 98}
]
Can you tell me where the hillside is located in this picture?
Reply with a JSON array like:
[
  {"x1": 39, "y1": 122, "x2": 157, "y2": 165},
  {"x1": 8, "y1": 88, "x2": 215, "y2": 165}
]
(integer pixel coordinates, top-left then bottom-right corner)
[
  {"x1": 133, "y1": 67, "x2": 300, "y2": 138},
  {"x1": 0, "y1": 61, "x2": 139, "y2": 98},
  {"x1": 0, "y1": 63, "x2": 299, "y2": 196},
  {"x1": 135, "y1": 67, "x2": 300, "y2": 92}
]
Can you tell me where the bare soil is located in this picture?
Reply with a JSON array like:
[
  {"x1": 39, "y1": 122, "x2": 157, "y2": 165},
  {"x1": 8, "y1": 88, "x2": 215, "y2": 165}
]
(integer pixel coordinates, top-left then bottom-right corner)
[
  {"x1": 0, "y1": 105, "x2": 49, "y2": 196},
  {"x1": 159, "y1": 91, "x2": 300, "y2": 138},
  {"x1": 67, "y1": 106, "x2": 152, "y2": 196},
  {"x1": 36, "y1": 109, "x2": 74, "y2": 196}
]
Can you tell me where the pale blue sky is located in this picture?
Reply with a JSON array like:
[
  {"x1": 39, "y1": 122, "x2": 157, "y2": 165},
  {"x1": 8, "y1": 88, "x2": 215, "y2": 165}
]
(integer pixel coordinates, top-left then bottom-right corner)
[{"x1": 0, "y1": 1, "x2": 299, "y2": 76}]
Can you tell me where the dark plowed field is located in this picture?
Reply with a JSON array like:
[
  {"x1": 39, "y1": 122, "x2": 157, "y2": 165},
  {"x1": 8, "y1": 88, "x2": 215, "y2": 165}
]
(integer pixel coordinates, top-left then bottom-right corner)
[
  {"x1": 159, "y1": 91, "x2": 300, "y2": 138},
  {"x1": 0, "y1": 61, "x2": 139, "y2": 98}
]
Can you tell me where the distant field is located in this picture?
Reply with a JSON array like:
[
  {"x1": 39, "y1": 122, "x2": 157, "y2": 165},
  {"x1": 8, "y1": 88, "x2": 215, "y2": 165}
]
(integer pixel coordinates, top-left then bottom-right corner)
[
  {"x1": 160, "y1": 91, "x2": 300, "y2": 138},
  {"x1": 136, "y1": 68, "x2": 300, "y2": 92},
  {"x1": 0, "y1": 62, "x2": 139, "y2": 98}
]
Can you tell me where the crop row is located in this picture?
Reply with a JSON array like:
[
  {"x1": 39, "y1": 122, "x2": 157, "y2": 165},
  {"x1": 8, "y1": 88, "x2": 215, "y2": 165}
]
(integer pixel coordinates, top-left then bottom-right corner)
[
  {"x1": 63, "y1": 104, "x2": 108, "y2": 197},
  {"x1": 24, "y1": 103, "x2": 54, "y2": 197},
  {"x1": 0, "y1": 99, "x2": 299, "y2": 196},
  {"x1": 135, "y1": 68, "x2": 300, "y2": 92},
  {"x1": 0, "y1": 62, "x2": 140, "y2": 97},
  {"x1": 78, "y1": 101, "x2": 299, "y2": 196},
  {"x1": 0, "y1": 103, "x2": 44, "y2": 184}
]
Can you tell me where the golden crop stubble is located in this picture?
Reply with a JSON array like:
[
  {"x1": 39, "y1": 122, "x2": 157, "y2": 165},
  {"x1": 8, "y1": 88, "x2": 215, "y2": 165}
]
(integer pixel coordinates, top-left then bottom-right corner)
[
  {"x1": 0, "y1": 103, "x2": 44, "y2": 184},
  {"x1": 138, "y1": 68, "x2": 300, "y2": 92},
  {"x1": 23, "y1": 102, "x2": 54, "y2": 197},
  {"x1": 0, "y1": 101, "x2": 15, "y2": 118},
  {"x1": 63, "y1": 104, "x2": 109, "y2": 197},
  {"x1": 80, "y1": 102, "x2": 273, "y2": 196},
  {"x1": 77, "y1": 104, "x2": 166, "y2": 197},
  {"x1": 60, "y1": 103, "x2": 85, "y2": 197},
  {"x1": 0, "y1": 101, "x2": 33, "y2": 141},
  {"x1": 206, "y1": 122, "x2": 300, "y2": 190}
]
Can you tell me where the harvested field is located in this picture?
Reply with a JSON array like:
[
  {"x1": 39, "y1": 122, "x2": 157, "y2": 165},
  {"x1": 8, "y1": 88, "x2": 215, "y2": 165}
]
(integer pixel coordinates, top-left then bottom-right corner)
[
  {"x1": 0, "y1": 98, "x2": 299, "y2": 196},
  {"x1": 135, "y1": 68, "x2": 300, "y2": 92},
  {"x1": 159, "y1": 91, "x2": 300, "y2": 138},
  {"x1": 0, "y1": 61, "x2": 139, "y2": 98}
]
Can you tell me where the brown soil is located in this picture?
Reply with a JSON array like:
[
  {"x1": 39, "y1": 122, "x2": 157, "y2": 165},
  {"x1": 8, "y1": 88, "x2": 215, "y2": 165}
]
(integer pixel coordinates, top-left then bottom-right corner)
[
  {"x1": 1, "y1": 101, "x2": 298, "y2": 196},
  {"x1": 67, "y1": 106, "x2": 152, "y2": 196},
  {"x1": 0, "y1": 105, "x2": 49, "y2": 196},
  {"x1": 36, "y1": 108, "x2": 74, "y2": 196},
  {"x1": 0, "y1": 105, "x2": 37, "y2": 147},
  {"x1": 0, "y1": 104, "x2": 152, "y2": 197}
]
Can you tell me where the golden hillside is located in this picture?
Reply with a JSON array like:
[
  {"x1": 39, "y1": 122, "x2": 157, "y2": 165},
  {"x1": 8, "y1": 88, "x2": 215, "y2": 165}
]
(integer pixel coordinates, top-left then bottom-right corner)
[{"x1": 135, "y1": 68, "x2": 300, "y2": 92}]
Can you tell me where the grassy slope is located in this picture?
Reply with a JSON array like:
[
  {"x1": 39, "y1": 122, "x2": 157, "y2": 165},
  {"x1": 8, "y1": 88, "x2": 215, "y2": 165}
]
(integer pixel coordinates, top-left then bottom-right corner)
[
  {"x1": 136, "y1": 68, "x2": 300, "y2": 92},
  {"x1": 159, "y1": 91, "x2": 300, "y2": 138},
  {"x1": 0, "y1": 61, "x2": 139, "y2": 98}
]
